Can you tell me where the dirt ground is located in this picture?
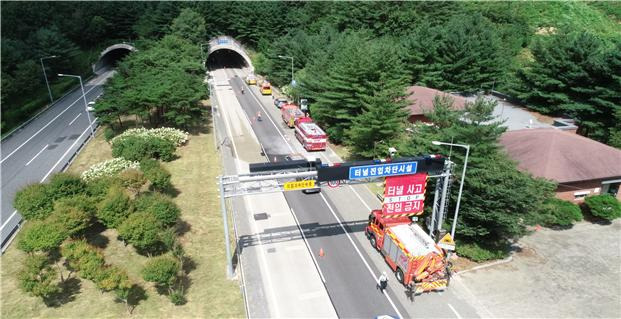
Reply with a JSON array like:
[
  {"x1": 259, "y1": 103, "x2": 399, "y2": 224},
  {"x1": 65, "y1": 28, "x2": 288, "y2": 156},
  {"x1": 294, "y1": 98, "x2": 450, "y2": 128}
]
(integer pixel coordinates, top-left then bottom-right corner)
[{"x1": 455, "y1": 219, "x2": 621, "y2": 318}]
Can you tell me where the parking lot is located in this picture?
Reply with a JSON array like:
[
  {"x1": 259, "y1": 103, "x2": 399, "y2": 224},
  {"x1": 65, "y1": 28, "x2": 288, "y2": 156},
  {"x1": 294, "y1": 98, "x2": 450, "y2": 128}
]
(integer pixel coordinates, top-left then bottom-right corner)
[{"x1": 455, "y1": 219, "x2": 621, "y2": 318}]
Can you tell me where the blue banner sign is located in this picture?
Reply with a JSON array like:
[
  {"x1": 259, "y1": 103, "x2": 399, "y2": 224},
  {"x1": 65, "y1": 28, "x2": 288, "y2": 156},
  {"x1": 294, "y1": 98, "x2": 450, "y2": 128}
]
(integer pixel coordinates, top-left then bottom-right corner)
[
  {"x1": 217, "y1": 38, "x2": 229, "y2": 45},
  {"x1": 348, "y1": 162, "x2": 418, "y2": 179}
]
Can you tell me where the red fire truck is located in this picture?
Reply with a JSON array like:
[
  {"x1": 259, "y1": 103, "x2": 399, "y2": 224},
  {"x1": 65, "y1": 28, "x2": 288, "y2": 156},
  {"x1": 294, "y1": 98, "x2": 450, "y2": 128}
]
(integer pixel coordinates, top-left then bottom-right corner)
[
  {"x1": 294, "y1": 117, "x2": 327, "y2": 151},
  {"x1": 366, "y1": 209, "x2": 449, "y2": 293},
  {"x1": 281, "y1": 103, "x2": 305, "y2": 128}
]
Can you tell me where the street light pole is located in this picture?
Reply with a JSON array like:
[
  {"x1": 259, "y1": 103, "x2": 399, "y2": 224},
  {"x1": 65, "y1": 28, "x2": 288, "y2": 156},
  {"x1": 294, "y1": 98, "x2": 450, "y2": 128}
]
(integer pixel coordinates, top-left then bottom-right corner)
[
  {"x1": 58, "y1": 74, "x2": 94, "y2": 135},
  {"x1": 432, "y1": 141, "x2": 470, "y2": 239},
  {"x1": 40, "y1": 55, "x2": 58, "y2": 103},
  {"x1": 278, "y1": 55, "x2": 294, "y2": 85}
]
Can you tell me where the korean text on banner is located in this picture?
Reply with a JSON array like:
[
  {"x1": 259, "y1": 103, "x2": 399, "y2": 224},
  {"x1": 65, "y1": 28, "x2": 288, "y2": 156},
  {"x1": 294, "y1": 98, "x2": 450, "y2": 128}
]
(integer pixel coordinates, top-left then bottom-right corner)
[{"x1": 383, "y1": 173, "x2": 428, "y2": 215}]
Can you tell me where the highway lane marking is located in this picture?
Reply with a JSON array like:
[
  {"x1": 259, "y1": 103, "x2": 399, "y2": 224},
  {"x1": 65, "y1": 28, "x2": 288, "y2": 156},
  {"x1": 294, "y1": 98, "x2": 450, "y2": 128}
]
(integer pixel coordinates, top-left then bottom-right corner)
[
  {"x1": 68, "y1": 113, "x2": 82, "y2": 126},
  {"x1": 319, "y1": 192, "x2": 404, "y2": 319},
  {"x1": 215, "y1": 74, "x2": 281, "y2": 317},
  {"x1": 232, "y1": 70, "x2": 295, "y2": 154},
  {"x1": 1, "y1": 83, "x2": 100, "y2": 164},
  {"x1": 25, "y1": 144, "x2": 48, "y2": 166},
  {"x1": 0, "y1": 210, "x2": 18, "y2": 230},
  {"x1": 232, "y1": 68, "x2": 398, "y2": 313},
  {"x1": 448, "y1": 303, "x2": 462, "y2": 319},
  {"x1": 40, "y1": 125, "x2": 91, "y2": 182},
  {"x1": 290, "y1": 208, "x2": 327, "y2": 283}
]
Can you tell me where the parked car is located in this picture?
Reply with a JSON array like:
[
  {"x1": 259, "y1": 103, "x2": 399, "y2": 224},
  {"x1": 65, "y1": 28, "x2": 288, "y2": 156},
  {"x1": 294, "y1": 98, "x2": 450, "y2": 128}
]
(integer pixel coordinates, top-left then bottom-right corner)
[
  {"x1": 274, "y1": 98, "x2": 288, "y2": 108},
  {"x1": 86, "y1": 101, "x2": 95, "y2": 112}
]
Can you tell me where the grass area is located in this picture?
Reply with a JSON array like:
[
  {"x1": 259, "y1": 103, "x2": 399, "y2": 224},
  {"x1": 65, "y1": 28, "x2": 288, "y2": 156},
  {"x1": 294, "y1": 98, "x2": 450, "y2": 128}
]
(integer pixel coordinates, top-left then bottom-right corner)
[{"x1": 1, "y1": 121, "x2": 244, "y2": 318}]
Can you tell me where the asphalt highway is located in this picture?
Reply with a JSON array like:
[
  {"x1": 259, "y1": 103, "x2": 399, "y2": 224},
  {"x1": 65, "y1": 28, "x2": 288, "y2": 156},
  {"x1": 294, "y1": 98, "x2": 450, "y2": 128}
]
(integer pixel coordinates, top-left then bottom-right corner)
[
  {"x1": 224, "y1": 67, "x2": 483, "y2": 318},
  {"x1": 0, "y1": 71, "x2": 114, "y2": 249}
]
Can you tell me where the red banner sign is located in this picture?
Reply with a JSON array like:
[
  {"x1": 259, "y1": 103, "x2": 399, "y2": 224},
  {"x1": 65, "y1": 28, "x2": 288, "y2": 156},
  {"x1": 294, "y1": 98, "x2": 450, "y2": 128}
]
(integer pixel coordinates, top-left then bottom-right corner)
[{"x1": 383, "y1": 173, "x2": 427, "y2": 215}]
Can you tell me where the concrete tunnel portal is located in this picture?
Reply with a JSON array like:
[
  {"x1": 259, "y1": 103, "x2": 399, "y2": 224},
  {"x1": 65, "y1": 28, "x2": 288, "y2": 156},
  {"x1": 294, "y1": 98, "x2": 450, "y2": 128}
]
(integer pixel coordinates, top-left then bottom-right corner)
[{"x1": 93, "y1": 36, "x2": 252, "y2": 74}]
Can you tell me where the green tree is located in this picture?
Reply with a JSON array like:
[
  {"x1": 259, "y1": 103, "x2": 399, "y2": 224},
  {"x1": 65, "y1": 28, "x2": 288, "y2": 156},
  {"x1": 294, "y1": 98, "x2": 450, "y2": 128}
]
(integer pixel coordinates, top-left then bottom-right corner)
[
  {"x1": 13, "y1": 60, "x2": 40, "y2": 93},
  {"x1": 117, "y1": 169, "x2": 147, "y2": 194},
  {"x1": 170, "y1": 8, "x2": 206, "y2": 43},
  {"x1": 48, "y1": 172, "x2": 87, "y2": 199},
  {"x1": 513, "y1": 31, "x2": 621, "y2": 144},
  {"x1": 48, "y1": 205, "x2": 92, "y2": 237},
  {"x1": 19, "y1": 254, "x2": 60, "y2": 301},
  {"x1": 96, "y1": 186, "x2": 132, "y2": 228},
  {"x1": 133, "y1": 193, "x2": 180, "y2": 226},
  {"x1": 14, "y1": 183, "x2": 54, "y2": 220},
  {"x1": 61, "y1": 239, "x2": 106, "y2": 281},
  {"x1": 118, "y1": 213, "x2": 164, "y2": 253},
  {"x1": 17, "y1": 220, "x2": 67, "y2": 253},
  {"x1": 345, "y1": 89, "x2": 409, "y2": 158},
  {"x1": 399, "y1": 97, "x2": 556, "y2": 255},
  {"x1": 585, "y1": 194, "x2": 621, "y2": 221},
  {"x1": 95, "y1": 266, "x2": 130, "y2": 293},
  {"x1": 140, "y1": 159, "x2": 172, "y2": 192},
  {"x1": 141, "y1": 256, "x2": 179, "y2": 287}
]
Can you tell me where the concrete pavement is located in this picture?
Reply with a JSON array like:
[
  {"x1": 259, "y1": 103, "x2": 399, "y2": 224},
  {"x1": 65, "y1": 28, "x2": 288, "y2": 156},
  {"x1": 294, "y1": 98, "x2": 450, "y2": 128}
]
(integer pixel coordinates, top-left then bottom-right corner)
[
  {"x1": 1, "y1": 70, "x2": 115, "y2": 249},
  {"x1": 224, "y1": 67, "x2": 482, "y2": 318},
  {"x1": 211, "y1": 68, "x2": 337, "y2": 318}
]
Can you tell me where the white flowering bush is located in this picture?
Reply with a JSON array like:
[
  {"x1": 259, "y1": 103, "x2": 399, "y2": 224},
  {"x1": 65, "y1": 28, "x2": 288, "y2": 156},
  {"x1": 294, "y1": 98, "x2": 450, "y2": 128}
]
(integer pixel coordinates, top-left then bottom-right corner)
[
  {"x1": 81, "y1": 158, "x2": 140, "y2": 181},
  {"x1": 111, "y1": 127, "x2": 188, "y2": 147}
]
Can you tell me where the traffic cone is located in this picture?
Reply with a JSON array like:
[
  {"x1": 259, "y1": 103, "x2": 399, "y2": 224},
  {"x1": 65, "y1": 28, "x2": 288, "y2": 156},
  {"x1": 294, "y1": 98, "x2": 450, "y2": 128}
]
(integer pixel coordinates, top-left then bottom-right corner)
[{"x1": 319, "y1": 248, "x2": 325, "y2": 257}]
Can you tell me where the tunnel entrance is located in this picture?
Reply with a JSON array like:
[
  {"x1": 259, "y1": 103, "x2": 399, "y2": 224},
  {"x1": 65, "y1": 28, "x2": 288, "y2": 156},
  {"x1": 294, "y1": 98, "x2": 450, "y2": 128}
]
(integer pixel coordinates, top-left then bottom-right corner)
[
  {"x1": 93, "y1": 43, "x2": 137, "y2": 74},
  {"x1": 207, "y1": 48, "x2": 248, "y2": 70}
]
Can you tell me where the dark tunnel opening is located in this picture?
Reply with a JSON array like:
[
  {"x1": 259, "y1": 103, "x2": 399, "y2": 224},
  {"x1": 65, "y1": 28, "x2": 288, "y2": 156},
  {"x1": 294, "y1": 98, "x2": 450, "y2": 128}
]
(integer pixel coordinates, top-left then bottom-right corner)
[
  {"x1": 207, "y1": 49, "x2": 248, "y2": 70},
  {"x1": 97, "y1": 48, "x2": 132, "y2": 72}
]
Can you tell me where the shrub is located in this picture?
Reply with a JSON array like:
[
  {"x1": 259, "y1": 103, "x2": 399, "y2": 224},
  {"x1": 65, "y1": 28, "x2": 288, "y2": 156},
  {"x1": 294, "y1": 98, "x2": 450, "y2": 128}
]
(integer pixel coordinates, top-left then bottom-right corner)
[
  {"x1": 111, "y1": 135, "x2": 176, "y2": 162},
  {"x1": 48, "y1": 173, "x2": 87, "y2": 199},
  {"x1": 17, "y1": 220, "x2": 67, "y2": 253},
  {"x1": 104, "y1": 127, "x2": 116, "y2": 142},
  {"x1": 86, "y1": 176, "x2": 122, "y2": 199},
  {"x1": 112, "y1": 127, "x2": 188, "y2": 147},
  {"x1": 118, "y1": 212, "x2": 164, "y2": 252},
  {"x1": 95, "y1": 266, "x2": 130, "y2": 293},
  {"x1": 61, "y1": 240, "x2": 106, "y2": 281},
  {"x1": 134, "y1": 193, "x2": 180, "y2": 226},
  {"x1": 96, "y1": 186, "x2": 132, "y2": 228},
  {"x1": 54, "y1": 194, "x2": 98, "y2": 217},
  {"x1": 118, "y1": 169, "x2": 147, "y2": 193},
  {"x1": 456, "y1": 241, "x2": 509, "y2": 262},
  {"x1": 14, "y1": 183, "x2": 54, "y2": 220},
  {"x1": 169, "y1": 288, "x2": 186, "y2": 305},
  {"x1": 141, "y1": 256, "x2": 180, "y2": 286},
  {"x1": 541, "y1": 198, "x2": 583, "y2": 226},
  {"x1": 141, "y1": 159, "x2": 172, "y2": 192},
  {"x1": 48, "y1": 205, "x2": 92, "y2": 237},
  {"x1": 585, "y1": 194, "x2": 621, "y2": 220},
  {"x1": 82, "y1": 158, "x2": 140, "y2": 182},
  {"x1": 19, "y1": 254, "x2": 60, "y2": 299}
]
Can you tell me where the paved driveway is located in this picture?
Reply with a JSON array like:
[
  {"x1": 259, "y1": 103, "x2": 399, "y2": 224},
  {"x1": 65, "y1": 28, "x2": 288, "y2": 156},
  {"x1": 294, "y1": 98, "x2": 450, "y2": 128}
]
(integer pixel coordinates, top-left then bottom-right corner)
[{"x1": 456, "y1": 220, "x2": 621, "y2": 318}]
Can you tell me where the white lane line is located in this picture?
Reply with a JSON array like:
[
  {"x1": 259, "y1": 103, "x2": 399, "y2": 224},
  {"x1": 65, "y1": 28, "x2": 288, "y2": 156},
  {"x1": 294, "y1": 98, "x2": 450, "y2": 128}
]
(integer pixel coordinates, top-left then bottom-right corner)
[
  {"x1": 0, "y1": 210, "x2": 18, "y2": 229},
  {"x1": 291, "y1": 208, "x2": 327, "y2": 283},
  {"x1": 1, "y1": 84, "x2": 99, "y2": 164},
  {"x1": 234, "y1": 71, "x2": 295, "y2": 154},
  {"x1": 68, "y1": 113, "x2": 82, "y2": 126},
  {"x1": 25, "y1": 144, "x2": 48, "y2": 166},
  {"x1": 448, "y1": 303, "x2": 463, "y2": 319},
  {"x1": 348, "y1": 185, "x2": 373, "y2": 211},
  {"x1": 216, "y1": 77, "x2": 281, "y2": 317},
  {"x1": 40, "y1": 125, "x2": 91, "y2": 182},
  {"x1": 319, "y1": 192, "x2": 403, "y2": 319}
]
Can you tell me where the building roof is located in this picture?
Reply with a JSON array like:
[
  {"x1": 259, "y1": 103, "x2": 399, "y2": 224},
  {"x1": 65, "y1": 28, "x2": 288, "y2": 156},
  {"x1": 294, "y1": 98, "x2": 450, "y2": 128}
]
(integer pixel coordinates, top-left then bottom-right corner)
[
  {"x1": 500, "y1": 129, "x2": 621, "y2": 183},
  {"x1": 405, "y1": 86, "x2": 467, "y2": 116}
]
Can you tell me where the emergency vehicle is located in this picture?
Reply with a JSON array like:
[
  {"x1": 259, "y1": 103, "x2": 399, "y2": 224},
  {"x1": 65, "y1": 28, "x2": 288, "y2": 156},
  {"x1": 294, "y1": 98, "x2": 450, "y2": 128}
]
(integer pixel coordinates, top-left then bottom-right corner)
[
  {"x1": 281, "y1": 103, "x2": 305, "y2": 128},
  {"x1": 260, "y1": 82, "x2": 272, "y2": 95},
  {"x1": 294, "y1": 117, "x2": 327, "y2": 151},
  {"x1": 366, "y1": 209, "x2": 449, "y2": 294}
]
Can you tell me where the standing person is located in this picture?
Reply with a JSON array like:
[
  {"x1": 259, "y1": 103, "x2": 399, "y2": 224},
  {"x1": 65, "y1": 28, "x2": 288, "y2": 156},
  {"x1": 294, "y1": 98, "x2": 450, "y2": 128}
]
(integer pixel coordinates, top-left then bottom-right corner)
[
  {"x1": 378, "y1": 272, "x2": 388, "y2": 292},
  {"x1": 257, "y1": 111, "x2": 262, "y2": 122}
]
